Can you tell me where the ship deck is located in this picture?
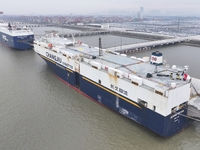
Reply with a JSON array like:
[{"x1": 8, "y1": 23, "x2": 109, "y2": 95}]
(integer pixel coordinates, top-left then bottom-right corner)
[
  {"x1": 54, "y1": 42, "x2": 190, "y2": 89},
  {"x1": 34, "y1": 33, "x2": 195, "y2": 91},
  {"x1": 0, "y1": 27, "x2": 34, "y2": 36}
]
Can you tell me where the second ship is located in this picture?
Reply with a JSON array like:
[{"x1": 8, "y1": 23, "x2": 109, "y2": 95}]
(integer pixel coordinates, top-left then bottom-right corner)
[{"x1": 0, "y1": 21, "x2": 34, "y2": 50}]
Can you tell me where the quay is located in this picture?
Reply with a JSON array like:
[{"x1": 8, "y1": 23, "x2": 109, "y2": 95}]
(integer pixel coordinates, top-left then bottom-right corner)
[
  {"x1": 106, "y1": 37, "x2": 189, "y2": 54},
  {"x1": 35, "y1": 30, "x2": 110, "y2": 37},
  {"x1": 9, "y1": 22, "x2": 53, "y2": 28},
  {"x1": 60, "y1": 30, "x2": 110, "y2": 37}
]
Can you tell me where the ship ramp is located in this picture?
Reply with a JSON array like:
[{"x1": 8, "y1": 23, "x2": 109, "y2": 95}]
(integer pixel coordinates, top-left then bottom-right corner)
[{"x1": 182, "y1": 78, "x2": 200, "y2": 121}]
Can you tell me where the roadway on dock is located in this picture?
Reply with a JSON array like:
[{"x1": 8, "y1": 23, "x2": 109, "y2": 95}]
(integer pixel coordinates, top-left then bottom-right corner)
[{"x1": 106, "y1": 37, "x2": 190, "y2": 53}]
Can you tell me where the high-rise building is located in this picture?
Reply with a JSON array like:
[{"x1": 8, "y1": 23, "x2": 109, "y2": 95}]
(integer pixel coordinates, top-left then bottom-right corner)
[
  {"x1": 140, "y1": 7, "x2": 144, "y2": 13},
  {"x1": 138, "y1": 7, "x2": 144, "y2": 20}
]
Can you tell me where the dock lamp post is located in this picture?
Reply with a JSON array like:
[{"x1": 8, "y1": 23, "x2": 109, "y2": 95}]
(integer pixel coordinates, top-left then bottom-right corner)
[{"x1": 120, "y1": 31, "x2": 122, "y2": 51}]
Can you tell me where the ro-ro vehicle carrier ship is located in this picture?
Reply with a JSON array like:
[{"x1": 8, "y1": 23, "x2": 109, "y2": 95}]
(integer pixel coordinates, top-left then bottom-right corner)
[
  {"x1": 33, "y1": 32, "x2": 200, "y2": 137},
  {"x1": 0, "y1": 21, "x2": 34, "y2": 50}
]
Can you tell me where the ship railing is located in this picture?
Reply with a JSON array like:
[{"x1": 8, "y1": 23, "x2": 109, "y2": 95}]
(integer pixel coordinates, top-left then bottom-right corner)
[{"x1": 12, "y1": 30, "x2": 32, "y2": 33}]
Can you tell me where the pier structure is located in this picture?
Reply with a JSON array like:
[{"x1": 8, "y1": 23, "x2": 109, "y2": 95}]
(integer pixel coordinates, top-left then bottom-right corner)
[
  {"x1": 8, "y1": 22, "x2": 53, "y2": 28},
  {"x1": 35, "y1": 30, "x2": 109, "y2": 37},
  {"x1": 60, "y1": 30, "x2": 110, "y2": 37},
  {"x1": 107, "y1": 37, "x2": 190, "y2": 54}
]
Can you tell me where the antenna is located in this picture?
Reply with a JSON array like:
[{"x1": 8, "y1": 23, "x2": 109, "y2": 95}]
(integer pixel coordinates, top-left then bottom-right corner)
[
  {"x1": 71, "y1": 33, "x2": 75, "y2": 43},
  {"x1": 99, "y1": 37, "x2": 103, "y2": 56},
  {"x1": 178, "y1": 18, "x2": 180, "y2": 31}
]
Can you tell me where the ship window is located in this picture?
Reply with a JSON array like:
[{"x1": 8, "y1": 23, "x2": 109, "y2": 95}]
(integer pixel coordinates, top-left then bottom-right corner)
[
  {"x1": 155, "y1": 90, "x2": 163, "y2": 96},
  {"x1": 179, "y1": 102, "x2": 186, "y2": 109},
  {"x1": 171, "y1": 106, "x2": 177, "y2": 114},
  {"x1": 132, "y1": 81, "x2": 138, "y2": 86},
  {"x1": 153, "y1": 105, "x2": 156, "y2": 111},
  {"x1": 98, "y1": 79, "x2": 101, "y2": 84},
  {"x1": 92, "y1": 66, "x2": 98, "y2": 69}
]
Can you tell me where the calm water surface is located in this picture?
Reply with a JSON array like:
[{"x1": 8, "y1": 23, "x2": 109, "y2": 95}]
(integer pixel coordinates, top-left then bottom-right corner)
[{"x1": 0, "y1": 29, "x2": 200, "y2": 150}]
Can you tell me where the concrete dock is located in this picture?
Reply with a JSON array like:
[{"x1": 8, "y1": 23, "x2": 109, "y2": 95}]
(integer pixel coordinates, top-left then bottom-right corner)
[{"x1": 106, "y1": 37, "x2": 189, "y2": 54}]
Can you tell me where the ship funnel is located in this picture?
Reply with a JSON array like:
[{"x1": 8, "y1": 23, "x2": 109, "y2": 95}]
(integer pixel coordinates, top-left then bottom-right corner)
[{"x1": 151, "y1": 51, "x2": 163, "y2": 65}]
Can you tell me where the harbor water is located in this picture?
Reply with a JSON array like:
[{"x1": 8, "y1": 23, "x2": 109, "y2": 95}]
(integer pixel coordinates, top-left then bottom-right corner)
[{"x1": 0, "y1": 27, "x2": 200, "y2": 150}]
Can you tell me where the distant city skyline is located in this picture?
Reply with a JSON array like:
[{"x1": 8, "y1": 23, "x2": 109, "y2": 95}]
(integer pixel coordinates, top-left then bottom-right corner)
[{"x1": 0, "y1": 0, "x2": 200, "y2": 16}]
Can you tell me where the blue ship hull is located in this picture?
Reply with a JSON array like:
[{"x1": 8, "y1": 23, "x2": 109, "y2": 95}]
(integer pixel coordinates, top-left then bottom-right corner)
[
  {"x1": 0, "y1": 31, "x2": 34, "y2": 50},
  {"x1": 40, "y1": 54, "x2": 194, "y2": 137}
]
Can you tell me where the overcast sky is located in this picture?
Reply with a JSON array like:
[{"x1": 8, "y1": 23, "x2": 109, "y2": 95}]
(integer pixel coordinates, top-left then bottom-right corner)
[{"x1": 0, "y1": 0, "x2": 200, "y2": 16}]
